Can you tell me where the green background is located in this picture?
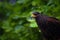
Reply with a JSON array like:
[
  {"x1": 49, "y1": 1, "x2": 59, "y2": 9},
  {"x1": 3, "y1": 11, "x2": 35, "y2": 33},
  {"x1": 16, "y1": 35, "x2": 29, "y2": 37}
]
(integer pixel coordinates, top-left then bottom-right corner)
[{"x1": 0, "y1": 0, "x2": 60, "y2": 40}]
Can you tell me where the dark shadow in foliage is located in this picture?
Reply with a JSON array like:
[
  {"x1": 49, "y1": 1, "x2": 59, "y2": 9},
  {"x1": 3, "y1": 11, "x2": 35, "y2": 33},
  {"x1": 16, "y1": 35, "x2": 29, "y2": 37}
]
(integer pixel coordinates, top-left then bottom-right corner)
[
  {"x1": 0, "y1": 27, "x2": 5, "y2": 36},
  {"x1": 0, "y1": 0, "x2": 16, "y2": 2},
  {"x1": 31, "y1": 27, "x2": 43, "y2": 40},
  {"x1": 0, "y1": 0, "x2": 4, "y2": 2},
  {"x1": 0, "y1": 13, "x2": 8, "y2": 21},
  {"x1": 11, "y1": 17, "x2": 30, "y2": 23}
]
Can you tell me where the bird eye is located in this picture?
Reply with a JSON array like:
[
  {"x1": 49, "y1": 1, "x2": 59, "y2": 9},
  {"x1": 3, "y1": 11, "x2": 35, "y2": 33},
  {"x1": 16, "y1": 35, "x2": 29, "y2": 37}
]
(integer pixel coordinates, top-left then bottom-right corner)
[{"x1": 33, "y1": 12, "x2": 40, "y2": 15}]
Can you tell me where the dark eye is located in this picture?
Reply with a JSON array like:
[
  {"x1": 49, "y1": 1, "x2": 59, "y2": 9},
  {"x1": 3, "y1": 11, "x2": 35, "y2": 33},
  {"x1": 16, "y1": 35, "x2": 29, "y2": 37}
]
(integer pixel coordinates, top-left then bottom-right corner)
[{"x1": 33, "y1": 12, "x2": 40, "y2": 15}]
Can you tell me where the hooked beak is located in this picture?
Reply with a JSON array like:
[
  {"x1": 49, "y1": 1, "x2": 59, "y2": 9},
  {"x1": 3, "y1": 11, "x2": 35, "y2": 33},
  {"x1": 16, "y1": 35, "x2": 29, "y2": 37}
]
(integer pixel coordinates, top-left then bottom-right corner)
[{"x1": 31, "y1": 14, "x2": 37, "y2": 18}]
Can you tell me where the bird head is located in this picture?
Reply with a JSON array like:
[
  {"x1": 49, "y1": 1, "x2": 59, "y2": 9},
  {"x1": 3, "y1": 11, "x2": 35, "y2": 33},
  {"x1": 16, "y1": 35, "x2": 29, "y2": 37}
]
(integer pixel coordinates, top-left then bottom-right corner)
[{"x1": 32, "y1": 12, "x2": 40, "y2": 18}]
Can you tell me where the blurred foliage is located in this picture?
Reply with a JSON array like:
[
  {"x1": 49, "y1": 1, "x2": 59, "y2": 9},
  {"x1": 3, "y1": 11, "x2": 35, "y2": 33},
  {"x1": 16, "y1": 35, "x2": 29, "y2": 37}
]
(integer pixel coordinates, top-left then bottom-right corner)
[{"x1": 0, "y1": 0, "x2": 60, "y2": 40}]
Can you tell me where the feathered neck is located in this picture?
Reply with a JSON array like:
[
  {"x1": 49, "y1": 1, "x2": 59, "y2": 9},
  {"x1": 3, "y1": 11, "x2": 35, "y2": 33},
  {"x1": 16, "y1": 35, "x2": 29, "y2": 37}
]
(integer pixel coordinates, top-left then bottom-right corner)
[
  {"x1": 35, "y1": 14, "x2": 43, "y2": 23},
  {"x1": 35, "y1": 14, "x2": 48, "y2": 23},
  {"x1": 34, "y1": 14, "x2": 47, "y2": 29},
  {"x1": 35, "y1": 14, "x2": 44, "y2": 26}
]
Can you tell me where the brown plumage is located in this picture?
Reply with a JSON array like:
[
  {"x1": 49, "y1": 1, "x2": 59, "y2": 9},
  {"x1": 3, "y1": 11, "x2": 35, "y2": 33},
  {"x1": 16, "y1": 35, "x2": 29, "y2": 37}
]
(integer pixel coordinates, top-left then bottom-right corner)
[{"x1": 32, "y1": 12, "x2": 60, "y2": 40}]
